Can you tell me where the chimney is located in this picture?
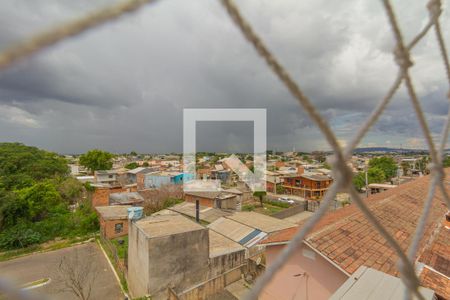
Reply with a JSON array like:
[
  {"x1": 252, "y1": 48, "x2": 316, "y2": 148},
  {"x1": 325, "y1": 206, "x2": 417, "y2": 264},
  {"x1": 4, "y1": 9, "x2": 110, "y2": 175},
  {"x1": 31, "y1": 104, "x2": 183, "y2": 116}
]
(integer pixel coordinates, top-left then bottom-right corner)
[
  {"x1": 195, "y1": 199, "x2": 200, "y2": 223},
  {"x1": 297, "y1": 166, "x2": 304, "y2": 175}
]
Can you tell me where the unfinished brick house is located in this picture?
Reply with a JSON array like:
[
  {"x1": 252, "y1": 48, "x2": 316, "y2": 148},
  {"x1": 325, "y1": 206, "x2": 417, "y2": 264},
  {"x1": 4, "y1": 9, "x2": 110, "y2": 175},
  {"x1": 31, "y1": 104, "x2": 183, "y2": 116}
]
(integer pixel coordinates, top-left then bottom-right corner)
[
  {"x1": 96, "y1": 205, "x2": 131, "y2": 239},
  {"x1": 184, "y1": 190, "x2": 239, "y2": 209},
  {"x1": 91, "y1": 184, "x2": 137, "y2": 207}
]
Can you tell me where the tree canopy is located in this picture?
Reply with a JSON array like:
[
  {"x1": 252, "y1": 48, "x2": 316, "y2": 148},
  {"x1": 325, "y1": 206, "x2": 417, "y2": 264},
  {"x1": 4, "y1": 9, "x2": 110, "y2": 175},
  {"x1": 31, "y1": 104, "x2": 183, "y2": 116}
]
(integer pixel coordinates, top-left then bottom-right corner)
[
  {"x1": 0, "y1": 143, "x2": 98, "y2": 250},
  {"x1": 79, "y1": 149, "x2": 113, "y2": 173},
  {"x1": 368, "y1": 157, "x2": 397, "y2": 180},
  {"x1": 352, "y1": 166, "x2": 386, "y2": 191},
  {"x1": 0, "y1": 142, "x2": 68, "y2": 190}
]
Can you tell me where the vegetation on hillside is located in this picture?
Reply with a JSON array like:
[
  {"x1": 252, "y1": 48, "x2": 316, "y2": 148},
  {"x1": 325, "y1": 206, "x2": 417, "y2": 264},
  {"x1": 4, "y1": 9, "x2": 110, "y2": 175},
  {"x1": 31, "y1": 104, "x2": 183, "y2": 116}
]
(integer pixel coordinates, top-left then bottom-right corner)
[
  {"x1": 0, "y1": 143, "x2": 98, "y2": 250},
  {"x1": 79, "y1": 149, "x2": 113, "y2": 173}
]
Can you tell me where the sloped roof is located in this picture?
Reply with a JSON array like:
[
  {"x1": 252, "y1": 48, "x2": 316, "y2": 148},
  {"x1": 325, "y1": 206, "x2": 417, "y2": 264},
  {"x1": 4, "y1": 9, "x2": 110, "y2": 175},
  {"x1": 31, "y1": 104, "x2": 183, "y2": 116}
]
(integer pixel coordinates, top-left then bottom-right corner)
[
  {"x1": 208, "y1": 217, "x2": 267, "y2": 247},
  {"x1": 259, "y1": 170, "x2": 450, "y2": 296},
  {"x1": 209, "y1": 230, "x2": 245, "y2": 258},
  {"x1": 168, "y1": 202, "x2": 232, "y2": 223},
  {"x1": 226, "y1": 212, "x2": 296, "y2": 234},
  {"x1": 96, "y1": 205, "x2": 131, "y2": 220},
  {"x1": 127, "y1": 167, "x2": 151, "y2": 174},
  {"x1": 418, "y1": 220, "x2": 450, "y2": 299}
]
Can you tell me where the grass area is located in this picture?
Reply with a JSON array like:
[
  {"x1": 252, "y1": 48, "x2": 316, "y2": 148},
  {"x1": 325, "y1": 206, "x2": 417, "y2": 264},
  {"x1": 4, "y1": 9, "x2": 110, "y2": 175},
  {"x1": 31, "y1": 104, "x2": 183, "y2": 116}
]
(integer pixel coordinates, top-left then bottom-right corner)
[
  {"x1": 0, "y1": 233, "x2": 97, "y2": 262},
  {"x1": 243, "y1": 197, "x2": 292, "y2": 216},
  {"x1": 111, "y1": 236, "x2": 128, "y2": 259},
  {"x1": 242, "y1": 202, "x2": 287, "y2": 215},
  {"x1": 97, "y1": 237, "x2": 129, "y2": 294}
]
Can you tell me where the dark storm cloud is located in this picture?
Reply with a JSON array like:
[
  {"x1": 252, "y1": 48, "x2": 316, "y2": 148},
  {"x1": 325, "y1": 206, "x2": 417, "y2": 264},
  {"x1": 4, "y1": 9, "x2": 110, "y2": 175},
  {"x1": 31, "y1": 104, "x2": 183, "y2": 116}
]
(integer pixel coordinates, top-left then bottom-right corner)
[{"x1": 0, "y1": 0, "x2": 448, "y2": 153}]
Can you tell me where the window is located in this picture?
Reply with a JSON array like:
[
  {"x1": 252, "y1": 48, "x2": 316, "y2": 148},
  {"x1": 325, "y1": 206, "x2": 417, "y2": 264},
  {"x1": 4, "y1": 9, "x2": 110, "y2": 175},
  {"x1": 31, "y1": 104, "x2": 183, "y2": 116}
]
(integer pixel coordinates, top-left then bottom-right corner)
[{"x1": 115, "y1": 222, "x2": 123, "y2": 233}]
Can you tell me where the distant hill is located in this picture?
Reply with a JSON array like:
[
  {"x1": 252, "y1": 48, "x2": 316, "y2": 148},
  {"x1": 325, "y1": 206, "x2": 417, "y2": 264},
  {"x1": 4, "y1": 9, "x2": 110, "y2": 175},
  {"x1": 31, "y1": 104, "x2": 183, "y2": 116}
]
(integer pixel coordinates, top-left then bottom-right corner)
[{"x1": 352, "y1": 147, "x2": 429, "y2": 153}]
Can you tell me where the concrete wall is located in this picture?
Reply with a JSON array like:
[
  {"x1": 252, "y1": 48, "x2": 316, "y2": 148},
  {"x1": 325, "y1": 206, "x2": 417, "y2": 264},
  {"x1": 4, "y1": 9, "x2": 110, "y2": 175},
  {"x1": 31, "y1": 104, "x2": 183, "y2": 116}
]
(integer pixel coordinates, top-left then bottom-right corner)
[
  {"x1": 178, "y1": 268, "x2": 242, "y2": 300},
  {"x1": 261, "y1": 243, "x2": 348, "y2": 300},
  {"x1": 147, "y1": 228, "x2": 210, "y2": 300},
  {"x1": 128, "y1": 221, "x2": 150, "y2": 298},
  {"x1": 208, "y1": 250, "x2": 246, "y2": 278},
  {"x1": 272, "y1": 203, "x2": 306, "y2": 219}
]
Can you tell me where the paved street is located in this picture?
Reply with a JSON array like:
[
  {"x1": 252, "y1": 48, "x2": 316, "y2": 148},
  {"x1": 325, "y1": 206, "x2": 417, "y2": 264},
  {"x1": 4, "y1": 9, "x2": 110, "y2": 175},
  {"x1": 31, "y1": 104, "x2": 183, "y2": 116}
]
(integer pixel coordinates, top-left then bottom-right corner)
[{"x1": 0, "y1": 242, "x2": 124, "y2": 300}]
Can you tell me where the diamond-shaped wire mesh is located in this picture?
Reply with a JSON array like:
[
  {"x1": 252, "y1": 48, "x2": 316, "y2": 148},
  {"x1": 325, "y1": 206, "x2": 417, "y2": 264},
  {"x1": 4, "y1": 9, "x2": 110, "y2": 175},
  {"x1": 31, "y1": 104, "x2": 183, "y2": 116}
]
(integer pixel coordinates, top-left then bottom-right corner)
[{"x1": 0, "y1": 0, "x2": 449, "y2": 299}]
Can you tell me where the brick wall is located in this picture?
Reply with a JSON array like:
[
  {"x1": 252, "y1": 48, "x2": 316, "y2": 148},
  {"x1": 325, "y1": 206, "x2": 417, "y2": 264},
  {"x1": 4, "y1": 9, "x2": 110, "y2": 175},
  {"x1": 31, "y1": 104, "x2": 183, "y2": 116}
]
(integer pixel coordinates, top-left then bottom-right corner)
[
  {"x1": 100, "y1": 217, "x2": 129, "y2": 239},
  {"x1": 136, "y1": 173, "x2": 145, "y2": 190},
  {"x1": 185, "y1": 194, "x2": 214, "y2": 207},
  {"x1": 92, "y1": 187, "x2": 128, "y2": 207}
]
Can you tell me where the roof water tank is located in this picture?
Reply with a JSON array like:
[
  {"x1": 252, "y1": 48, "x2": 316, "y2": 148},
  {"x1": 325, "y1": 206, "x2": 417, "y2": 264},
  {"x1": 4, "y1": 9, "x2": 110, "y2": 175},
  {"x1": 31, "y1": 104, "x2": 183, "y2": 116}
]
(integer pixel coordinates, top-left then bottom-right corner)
[{"x1": 127, "y1": 207, "x2": 143, "y2": 220}]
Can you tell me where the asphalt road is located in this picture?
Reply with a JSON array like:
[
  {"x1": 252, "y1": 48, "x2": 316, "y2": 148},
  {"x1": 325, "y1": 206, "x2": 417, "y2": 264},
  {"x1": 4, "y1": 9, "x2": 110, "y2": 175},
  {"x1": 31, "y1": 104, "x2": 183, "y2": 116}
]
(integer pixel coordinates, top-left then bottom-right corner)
[{"x1": 0, "y1": 242, "x2": 124, "y2": 300}]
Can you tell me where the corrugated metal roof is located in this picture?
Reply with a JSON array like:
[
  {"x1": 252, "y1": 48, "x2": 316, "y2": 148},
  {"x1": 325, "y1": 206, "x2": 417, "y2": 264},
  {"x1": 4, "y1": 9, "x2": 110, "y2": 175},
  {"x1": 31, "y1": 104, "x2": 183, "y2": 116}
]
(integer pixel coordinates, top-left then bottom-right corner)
[
  {"x1": 226, "y1": 212, "x2": 296, "y2": 233},
  {"x1": 330, "y1": 266, "x2": 435, "y2": 300}
]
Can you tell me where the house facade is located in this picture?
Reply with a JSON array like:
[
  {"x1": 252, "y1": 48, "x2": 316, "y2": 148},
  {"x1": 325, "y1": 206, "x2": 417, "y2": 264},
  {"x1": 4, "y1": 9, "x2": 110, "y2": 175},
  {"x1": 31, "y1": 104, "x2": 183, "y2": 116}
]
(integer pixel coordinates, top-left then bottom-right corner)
[{"x1": 282, "y1": 173, "x2": 332, "y2": 200}]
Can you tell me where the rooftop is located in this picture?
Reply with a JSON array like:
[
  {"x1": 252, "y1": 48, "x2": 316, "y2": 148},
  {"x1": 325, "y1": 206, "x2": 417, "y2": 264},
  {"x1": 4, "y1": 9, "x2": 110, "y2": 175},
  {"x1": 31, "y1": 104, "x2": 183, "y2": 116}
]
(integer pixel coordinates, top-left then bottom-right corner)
[
  {"x1": 127, "y1": 167, "x2": 151, "y2": 174},
  {"x1": 260, "y1": 170, "x2": 450, "y2": 298},
  {"x1": 135, "y1": 213, "x2": 205, "y2": 238},
  {"x1": 330, "y1": 266, "x2": 435, "y2": 300},
  {"x1": 110, "y1": 192, "x2": 144, "y2": 204},
  {"x1": 95, "y1": 205, "x2": 131, "y2": 220},
  {"x1": 184, "y1": 191, "x2": 237, "y2": 200},
  {"x1": 208, "y1": 230, "x2": 245, "y2": 258},
  {"x1": 168, "y1": 202, "x2": 232, "y2": 223},
  {"x1": 368, "y1": 183, "x2": 398, "y2": 189},
  {"x1": 226, "y1": 212, "x2": 296, "y2": 234},
  {"x1": 208, "y1": 217, "x2": 267, "y2": 247}
]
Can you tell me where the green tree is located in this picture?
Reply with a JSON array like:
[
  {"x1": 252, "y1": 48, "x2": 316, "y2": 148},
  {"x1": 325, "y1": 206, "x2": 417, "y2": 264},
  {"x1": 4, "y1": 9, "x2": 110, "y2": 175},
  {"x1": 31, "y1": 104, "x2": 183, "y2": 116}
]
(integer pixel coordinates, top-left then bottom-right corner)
[
  {"x1": 368, "y1": 157, "x2": 397, "y2": 180},
  {"x1": 276, "y1": 185, "x2": 285, "y2": 194},
  {"x1": 79, "y1": 149, "x2": 113, "y2": 173},
  {"x1": 352, "y1": 173, "x2": 366, "y2": 191},
  {"x1": 253, "y1": 191, "x2": 267, "y2": 207},
  {"x1": 125, "y1": 162, "x2": 139, "y2": 169},
  {"x1": 57, "y1": 177, "x2": 83, "y2": 204},
  {"x1": 443, "y1": 156, "x2": 450, "y2": 167},
  {"x1": 352, "y1": 167, "x2": 386, "y2": 192},
  {"x1": 368, "y1": 167, "x2": 385, "y2": 183},
  {"x1": 0, "y1": 143, "x2": 68, "y2": 190}
]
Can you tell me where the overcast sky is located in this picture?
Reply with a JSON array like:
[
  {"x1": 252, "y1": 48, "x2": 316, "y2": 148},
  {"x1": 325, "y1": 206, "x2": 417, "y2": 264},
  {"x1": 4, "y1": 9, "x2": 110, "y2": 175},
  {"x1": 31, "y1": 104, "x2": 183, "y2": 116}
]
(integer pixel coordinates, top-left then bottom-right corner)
[{"x1": 0, "y1": 0, "x2": 449, "y2": 154}]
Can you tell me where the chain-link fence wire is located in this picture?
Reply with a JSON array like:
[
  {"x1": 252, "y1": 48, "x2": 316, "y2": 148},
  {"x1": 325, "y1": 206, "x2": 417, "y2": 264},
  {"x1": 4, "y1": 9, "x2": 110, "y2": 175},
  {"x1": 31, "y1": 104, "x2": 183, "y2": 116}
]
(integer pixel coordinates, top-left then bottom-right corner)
[{"x1": 0, "y1": 0, "x2": 449, "y2": 300}]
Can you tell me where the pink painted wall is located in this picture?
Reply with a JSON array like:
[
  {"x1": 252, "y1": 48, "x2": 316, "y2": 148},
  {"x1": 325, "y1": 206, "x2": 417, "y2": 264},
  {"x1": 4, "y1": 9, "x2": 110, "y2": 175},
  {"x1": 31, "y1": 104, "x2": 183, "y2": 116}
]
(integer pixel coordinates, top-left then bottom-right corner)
[{"x1": 260, "y1": 243, "x2": 349, "y2": 300}]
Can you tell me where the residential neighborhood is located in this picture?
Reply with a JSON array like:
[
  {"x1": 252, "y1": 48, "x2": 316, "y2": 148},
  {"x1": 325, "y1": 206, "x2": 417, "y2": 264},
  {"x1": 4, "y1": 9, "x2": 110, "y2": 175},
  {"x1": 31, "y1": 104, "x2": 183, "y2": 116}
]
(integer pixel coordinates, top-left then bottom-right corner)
[
  {"x1": 1, "y1": 144, "x2": 449, "y2": 299},
  {"x1": 0, "y1": 0, "x2": 449, "y2": 299}
]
